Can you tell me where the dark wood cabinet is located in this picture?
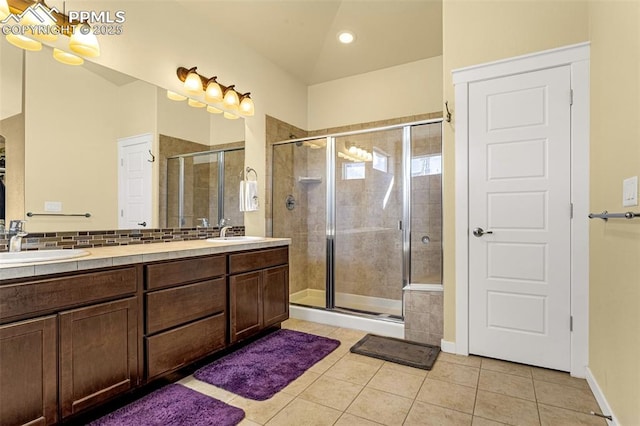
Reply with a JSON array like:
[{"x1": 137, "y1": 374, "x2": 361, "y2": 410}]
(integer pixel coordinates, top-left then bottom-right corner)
[
  {"x1": 59, "y1": 297, "x2": 138, "y2": 418},
  {"x1": 229, "y1": 247, "x2": 289, "y2": 343},
  {"x1": 0, "y1": 316, "x2": 57, "y2": 426},
  {"x1": 144, "y1": 255, "x2": 227, "y2": 379}
]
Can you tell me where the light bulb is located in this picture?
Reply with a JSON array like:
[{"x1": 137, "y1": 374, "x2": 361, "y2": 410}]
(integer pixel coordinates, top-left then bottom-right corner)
[
  {"x1": 167, "y1": 90, "x2": 187, "y2": 101},
  {"x1": 223, "y1": 86, "x2": 239, "y2": 110},
  {"x1": 337, "y1": 31, "x2": 355, "y2": 44},
  {"x1": 348, "y1": 146, "x2": 357, "y2": 154},
  {"x1": 239, "y1": 95, "x2": 254, "y2": 116},
  {"x1": 53, "y1": 48, "x2": 84, "y2": 65},
  {"x1": 207, "y1": 105, "x2": 223, "y2": 114},
  {"x1": 184, "y1": 68, "x2": 203, "y2": 93},
  {"x1": 69, "y1": 23, "x2": 100, "y2": 57},
  {"x1": 188, "y1": 98, "x2": 206, "y2": 108},
  {"x1": 205, "y1": 79, "x2": 223, "y2": 102}
]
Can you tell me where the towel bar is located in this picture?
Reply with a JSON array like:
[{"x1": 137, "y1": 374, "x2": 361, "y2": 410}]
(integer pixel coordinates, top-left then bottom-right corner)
[
  {"x1": 588, "y1": 211, "x2": 639, "y2": 221},
  {"x1": 26, "y1": 212, "x2": 91, "y2": 218}
]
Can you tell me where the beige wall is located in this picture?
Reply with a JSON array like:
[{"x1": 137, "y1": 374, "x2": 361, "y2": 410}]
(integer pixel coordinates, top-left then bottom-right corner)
[
  {"x1": 588, "y1": 1, "x2": 640, "y2": 424},
  {"x1": 308, "y1": 56, "x2": 443, "y2": 130},
  {"x1": 441, "y1": 0, "x2": 589, "y2": 342},
  {"x1": 25, "y1": 51, "x2": 120, "y2": 232},
  {"x1": 0, "y1": 40, "x2": 22, "y2": 120}
]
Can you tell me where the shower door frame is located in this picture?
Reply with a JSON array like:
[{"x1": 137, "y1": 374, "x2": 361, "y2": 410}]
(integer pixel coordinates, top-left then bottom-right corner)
[{"x1": 272, "y1": 118, "x2": 443, "y2": 320}]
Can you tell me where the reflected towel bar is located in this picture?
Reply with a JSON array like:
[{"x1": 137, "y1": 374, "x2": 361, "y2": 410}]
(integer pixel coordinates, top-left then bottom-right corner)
[
  {"x1": 26, "y1": 212, "x2": 92, "y2": 218},
  {"x1": 588, "y1": 211, "x2": 639, "y2": 221}
]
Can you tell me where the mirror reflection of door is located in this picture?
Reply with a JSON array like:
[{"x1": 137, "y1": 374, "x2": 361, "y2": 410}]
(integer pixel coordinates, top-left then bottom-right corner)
[{"x1": 118, "y1": 134, "x2": 153, "y2": 229}]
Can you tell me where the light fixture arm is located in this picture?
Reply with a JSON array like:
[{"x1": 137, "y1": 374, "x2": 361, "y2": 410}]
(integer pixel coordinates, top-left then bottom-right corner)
[{"x1": 176, "y1": 66, "x2": 246, "y2": 102}]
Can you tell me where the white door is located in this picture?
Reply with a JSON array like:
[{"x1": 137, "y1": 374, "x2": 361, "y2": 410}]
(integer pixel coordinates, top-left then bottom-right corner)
[
  {"x1": 468, "y1": 66, "x2": 572, "y2": 371},
  {"x1": 118, "y1": 134, "x2": 153, "y2": 229}
]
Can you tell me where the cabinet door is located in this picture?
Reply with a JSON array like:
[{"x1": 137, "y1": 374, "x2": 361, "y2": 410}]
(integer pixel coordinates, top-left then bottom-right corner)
[
  {"x1": 59, "y1": 298, "x2": 138, "y2": 418},
  {"x1": 229, "y1": 271, "x2": 262, "y2": 343},
  {"x1": 0, "y1": 316, "x2": 57, "y2": 426},
  {"x1": 263, "y1": 265, "x2": 289, "y2": 328}
]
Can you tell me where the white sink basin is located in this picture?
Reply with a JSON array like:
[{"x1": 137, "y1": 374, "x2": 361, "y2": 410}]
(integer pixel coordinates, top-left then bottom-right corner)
[
  {"x1": 206, "y1": 236, "x2": 265, "y2": 243},
  {"x1": 0, "y1": 249, "x2": 90, "y2": 264}
]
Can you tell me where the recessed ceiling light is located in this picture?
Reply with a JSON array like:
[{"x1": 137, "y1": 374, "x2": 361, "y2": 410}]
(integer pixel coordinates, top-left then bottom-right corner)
[{"x1": 337, "y1": 31, "x2": 356, "y2": 44}]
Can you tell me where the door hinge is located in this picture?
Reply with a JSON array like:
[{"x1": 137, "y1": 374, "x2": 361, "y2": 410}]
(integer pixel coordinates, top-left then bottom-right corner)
[
  {"x1": 570, "y1": 202, "x2": 574, "y2": 219},
  {"x1": 570, "y1": 316, "x2": 573, "y2": 332},
  {"x1": 120, "y1": 209, "x2": 124, "y2": 218},
  {"x1": 398, "y1": 220, "x2": 403, "y2": 231},
  {"x1": 120, "y1": 158, "x2": 124, "y2": 167},
  {"x1": 569, "y1": 89, "x2": 574, "y2": 106}
]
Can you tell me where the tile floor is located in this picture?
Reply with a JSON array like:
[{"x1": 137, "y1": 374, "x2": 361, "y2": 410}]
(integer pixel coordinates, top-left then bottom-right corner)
[{"x1": 178, "y1": 319, "x2": 606, "y2": 426}]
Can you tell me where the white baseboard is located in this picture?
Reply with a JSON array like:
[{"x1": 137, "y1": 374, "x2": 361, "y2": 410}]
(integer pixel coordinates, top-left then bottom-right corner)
[
  {"x1": 440, "y1": 339, "x2": 456, "y2": 354},
  {"x1": 586, "y1": 367, "x2": 618, "y2": 426}
]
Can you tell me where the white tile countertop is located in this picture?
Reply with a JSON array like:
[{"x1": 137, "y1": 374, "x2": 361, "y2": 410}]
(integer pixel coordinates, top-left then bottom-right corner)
[{"x1": 0, "y1": 238, "x2": 291, "y2": 280}]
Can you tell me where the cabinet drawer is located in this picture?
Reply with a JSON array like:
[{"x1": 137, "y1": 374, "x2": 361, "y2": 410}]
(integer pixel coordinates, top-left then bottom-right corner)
[
  {"x1": 0, "y1": 267, "x2": 137, "y2": 322},
  {"x1": 228, "y1": 247, "x2": 289, "y2": 275},
  {"x1": 146, "y1": 278, "x2": 226, "y2": 334},
  {"x1": 146, "y1": 313, "x2": 226, "y2": 379},
  {"x1": 145, "y1": 255, "x2": 226, "y2": 290}
]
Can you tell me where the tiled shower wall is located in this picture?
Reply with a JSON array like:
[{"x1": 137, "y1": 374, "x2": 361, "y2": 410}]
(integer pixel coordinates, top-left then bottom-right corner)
[{"x1": 404, "y1": 289, "x2": 444, "y2": 346}]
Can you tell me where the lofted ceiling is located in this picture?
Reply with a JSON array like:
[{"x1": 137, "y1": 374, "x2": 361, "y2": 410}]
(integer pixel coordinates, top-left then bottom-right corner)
[{"x1": 176, "y1": 0, "x2": 442, "y2": 86}]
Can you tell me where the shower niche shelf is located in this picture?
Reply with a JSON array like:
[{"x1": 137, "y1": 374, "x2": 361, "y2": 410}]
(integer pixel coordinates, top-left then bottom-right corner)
[{"x1": 298, "y1": 176, "x2": 322, "y2": 183}]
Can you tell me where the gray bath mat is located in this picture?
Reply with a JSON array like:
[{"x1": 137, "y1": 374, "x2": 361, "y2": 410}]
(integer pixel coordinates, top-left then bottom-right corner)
[{"x1": 350, "y1": 334, "x2": 440, "y2": 370}]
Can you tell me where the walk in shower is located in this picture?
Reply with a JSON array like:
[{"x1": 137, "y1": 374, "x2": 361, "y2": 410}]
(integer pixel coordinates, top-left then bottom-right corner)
[
  {"x1": 165, "y1": 148, "x2": 244, "y2": 228},
  {"x1": 272, "y1": 120, "x2": 442, "y2": 320}
]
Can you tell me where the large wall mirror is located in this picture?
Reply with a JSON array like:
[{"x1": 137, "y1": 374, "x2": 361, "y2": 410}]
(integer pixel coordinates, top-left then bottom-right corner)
[{"x1": 0, "y1": 44, "x2": 245, "y2": 233}]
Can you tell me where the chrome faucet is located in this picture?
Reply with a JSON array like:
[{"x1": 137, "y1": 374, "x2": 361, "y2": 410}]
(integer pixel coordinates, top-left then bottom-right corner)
[
  {"x1": 219, "y1": 218, "x2": 232, "y2": 238},
  {"x1": 9, "y1": 220, "x2": 27, "y2": 252}
]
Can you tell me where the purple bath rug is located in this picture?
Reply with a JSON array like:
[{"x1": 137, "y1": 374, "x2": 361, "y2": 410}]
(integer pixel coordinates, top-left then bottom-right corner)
[
  {"x1": 194, "y1": 329, "x2": 341, "y2": 400},
  {"x1": 89, "y1": 383, "x2": 245, "y2": 426}
]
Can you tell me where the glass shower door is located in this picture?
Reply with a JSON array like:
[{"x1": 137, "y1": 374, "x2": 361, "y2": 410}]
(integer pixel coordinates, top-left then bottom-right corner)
[{"x1": 333, "y1": 130, "x2": 404, "y2": 317}]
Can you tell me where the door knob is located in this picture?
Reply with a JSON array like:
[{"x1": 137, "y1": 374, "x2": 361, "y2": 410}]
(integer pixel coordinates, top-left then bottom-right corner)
[
  {"x1": 472, "y1": 227, "x2": 493, "y2": 237},
  {"x1": 137, "y1": 221, "x2": 147, "y2": 227}
]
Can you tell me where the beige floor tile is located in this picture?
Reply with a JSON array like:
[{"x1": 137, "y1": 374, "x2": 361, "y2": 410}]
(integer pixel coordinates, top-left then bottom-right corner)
[
  {"x1": 265, "y1": 398, "x2": 342, "y2": 426},
  {"x1": 481, "y1": 358, "x2": 532, "y2": 378},
  {"x1": 299, "y1": 375, "x2": 363, "y2": 411},
  {"x1": 382, "y1": 361, "x2": 428, "y2": 378},
  {"x1": 343, "y1": 351, "x2": 386, "y2": 367},
  {"x1": 538, "y1": 403, "x2": 608, "y2": 426},
  {"x1": 328, "y1": 327, "x2": 368, "y2": 345},
  {"x1": 238, "y1": 418, "x2": 262, "y2": 426},
  {"x1": 532, "y1": 367, "x2": 590, "y2": 390},
  {"x1": 534, "y1": 381, "x2": 600, "y2": 413},
  {"x1": 473, "y1": 390, "x2": 540, "y2": 426},
  {"x1": 429, "y1": 360, "x2": 480, "y2": 388},
  {"x1": 416, "y1": 378, "x2": 477, "y2": 414},
  {"x1": 324, "y1": 357, "x2": 381, "y2": 386},
  {"x1": 478, "y1": 369, "x2": 535, "y2": 401},
  {"x1": 346, "y1": 388, "x2": 413, "y2": 426},
  {"x1": 404, "y1": 401, "x2": 473, "y2": 426},
  {"x1": 334, "y1": 412, "x2": 383, "y2": 425},
  {"x1": 471, "y1": 416, "x2": 508, "y2": 425},
  {"x1": 309, "y1": 350, "x2": 345, "y2": 374},
  {"x1": 367, "y1": 364, "x2": 425, "y2": 399},
  {"x1": 280, "y1": 370, "x2": 321, "y2": 396},
  {"x1": 177, "y1": 376, "x2": 237, "y2": 403},
  {"x1": 437, "y1": 352, "x2": 483, "y2": 368},
  {"x1": 229, "y1": 392, "x2": 295, "y2": 425}
]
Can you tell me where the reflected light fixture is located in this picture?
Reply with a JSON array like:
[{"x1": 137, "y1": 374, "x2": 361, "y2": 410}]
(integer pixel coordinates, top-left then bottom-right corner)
[
  {"x1": 175, "y1": 66, "x2": 255, "y2": 119},
  {"x1": 53, "y1": 48, "x2": 84, "y2": 65},
  {"x1": 187, "y1": 98, "x2": 206, "y2": 108},
  {"x1": 4, "y1": 0, "x2": 101, "y2": 64},
  {"x1": 167, "y1": 91, "x2": 187, "y2": 101}
]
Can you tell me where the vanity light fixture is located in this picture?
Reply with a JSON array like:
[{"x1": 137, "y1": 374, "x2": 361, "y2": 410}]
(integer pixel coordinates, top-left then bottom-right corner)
[
  {"x1": 4, "y1": 0, "x2": 101, "y2": 63},
  {"x1": 187, "y1": 98, "x2": 206, "y2": 108},
  {"x1": 174, "y1": 66, "x2": 255, "y2": 119},
  {"x1": 167, "y1": 91, "x2": 187, "y2": 101}
]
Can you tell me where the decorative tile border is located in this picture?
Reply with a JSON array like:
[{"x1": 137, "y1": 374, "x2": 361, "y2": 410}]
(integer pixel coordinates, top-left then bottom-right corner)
[{"x1": 0, "y1": 226, "x2": 245, "y2": 252}]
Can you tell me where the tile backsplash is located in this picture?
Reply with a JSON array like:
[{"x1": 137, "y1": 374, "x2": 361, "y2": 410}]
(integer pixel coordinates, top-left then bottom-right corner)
[{"x1": 0, "y1": 226, "x2": 245, "y2": 252}]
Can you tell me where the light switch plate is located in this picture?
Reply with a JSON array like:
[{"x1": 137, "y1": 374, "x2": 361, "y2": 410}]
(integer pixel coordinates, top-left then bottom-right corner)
[
  {"x1": 623, "y1": 176, "x2": 638, "y2": 207},
  {"x1": 44, "y1": 201, "x2": 63, "y2": 212}
]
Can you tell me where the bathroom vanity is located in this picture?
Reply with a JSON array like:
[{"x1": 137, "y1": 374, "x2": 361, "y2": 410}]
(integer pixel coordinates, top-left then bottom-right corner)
[{"x1": 0, "y1": 239, "x2": 290, "y2": 425}]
